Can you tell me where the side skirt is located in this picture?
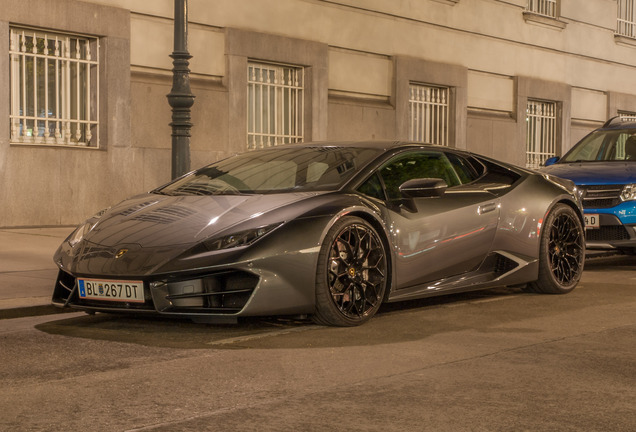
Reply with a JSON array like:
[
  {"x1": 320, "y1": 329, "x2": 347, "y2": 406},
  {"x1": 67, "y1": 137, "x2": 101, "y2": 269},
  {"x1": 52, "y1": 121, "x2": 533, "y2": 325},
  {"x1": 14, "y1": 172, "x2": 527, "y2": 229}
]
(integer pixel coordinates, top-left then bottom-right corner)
[{"x1": 386, "y1": 251, "x2": 538, "y2": 303}]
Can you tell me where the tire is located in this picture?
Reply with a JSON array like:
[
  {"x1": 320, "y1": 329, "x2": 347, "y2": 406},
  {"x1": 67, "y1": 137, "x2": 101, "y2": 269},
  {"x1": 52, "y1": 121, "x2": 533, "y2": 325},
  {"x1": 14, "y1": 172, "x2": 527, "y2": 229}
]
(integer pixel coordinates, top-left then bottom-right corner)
[
  {"x1": 527, "y1": 204, "x2": 585, "y2": 294},
  {"x1": 312, "y1": 216, "x2": 388, "y2": 326}
]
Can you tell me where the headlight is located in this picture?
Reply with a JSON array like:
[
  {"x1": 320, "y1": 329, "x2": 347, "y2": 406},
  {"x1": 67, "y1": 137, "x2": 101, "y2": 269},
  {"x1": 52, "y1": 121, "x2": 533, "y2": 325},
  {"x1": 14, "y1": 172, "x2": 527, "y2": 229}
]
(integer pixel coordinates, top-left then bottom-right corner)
[
  {"x1": 67, "y1": 222, "x2": 92, "y2": 247},
  {"x1": 203, "y1": 223, "x2": 282, "y2": 251},
  {"x1": 573, "y1": 186, "x2": 585, "y2": 203},
  {"x1": 67, "y1": 208, "x2": 109, "y2": 247},
  {"x1": 621, "y1": 184, "x2": 636, "y2": 202}
]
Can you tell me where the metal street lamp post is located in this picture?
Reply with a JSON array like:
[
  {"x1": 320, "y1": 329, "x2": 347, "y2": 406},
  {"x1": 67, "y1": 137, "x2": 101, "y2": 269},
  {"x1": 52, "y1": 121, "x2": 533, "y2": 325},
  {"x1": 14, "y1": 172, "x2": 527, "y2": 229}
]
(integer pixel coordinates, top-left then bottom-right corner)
[{"x1": 167, "y1": 0, "x2": 195, "y2": 179}]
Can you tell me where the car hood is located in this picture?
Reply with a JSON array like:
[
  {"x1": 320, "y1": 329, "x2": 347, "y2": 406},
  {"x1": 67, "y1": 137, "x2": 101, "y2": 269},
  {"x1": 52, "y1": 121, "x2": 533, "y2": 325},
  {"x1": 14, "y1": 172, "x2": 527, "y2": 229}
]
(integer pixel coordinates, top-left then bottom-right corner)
[
  {"x1": 540, "y1": 162, "x2": 636, "y2": 185},
  {"x1": 83, "y1": 192, "x2": 327, "y2": 249}
]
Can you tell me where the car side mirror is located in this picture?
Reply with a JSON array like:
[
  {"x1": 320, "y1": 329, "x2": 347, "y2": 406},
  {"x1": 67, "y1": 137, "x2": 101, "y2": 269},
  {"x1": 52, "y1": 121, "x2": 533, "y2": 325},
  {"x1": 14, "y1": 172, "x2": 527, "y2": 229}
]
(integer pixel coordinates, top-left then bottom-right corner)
[
  {"x1": 544, "y1": 156, "x2": 559, "y2": 166},
  {"x1": 399, "y1": 178, "x2": 448, "y2": 212}
]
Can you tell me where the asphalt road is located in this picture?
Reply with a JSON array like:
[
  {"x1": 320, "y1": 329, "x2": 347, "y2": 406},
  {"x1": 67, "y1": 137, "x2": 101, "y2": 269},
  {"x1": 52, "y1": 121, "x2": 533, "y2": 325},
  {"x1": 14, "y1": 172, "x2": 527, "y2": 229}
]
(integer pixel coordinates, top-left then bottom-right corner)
[{"x1": 1, "y1": 255, "x2": 634, "y2": 432}]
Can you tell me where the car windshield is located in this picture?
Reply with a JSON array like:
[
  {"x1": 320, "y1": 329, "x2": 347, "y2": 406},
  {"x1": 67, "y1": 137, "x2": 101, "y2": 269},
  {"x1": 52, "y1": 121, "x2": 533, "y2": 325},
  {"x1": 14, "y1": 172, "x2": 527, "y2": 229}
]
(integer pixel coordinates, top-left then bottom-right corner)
[
  {"x1": 155, "y1": 146, "x2": 383, "y2": 195},
  {"x1": 561, "y1": 129, "x2": 636, "y2": 162}
]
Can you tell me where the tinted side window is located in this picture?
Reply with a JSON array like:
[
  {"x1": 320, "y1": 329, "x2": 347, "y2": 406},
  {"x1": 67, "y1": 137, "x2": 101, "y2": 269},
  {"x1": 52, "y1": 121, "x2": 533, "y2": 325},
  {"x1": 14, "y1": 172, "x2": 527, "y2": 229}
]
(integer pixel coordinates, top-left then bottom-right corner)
[
  {"x1": 446, "y1": 153, "x2": 482, "y2": 184},
  {"x1": 357, "y1": 173, "x2": 385, "y2": 201},
  {"x1": 379, "y1": 151, "x2": 461, "y2": 201}
]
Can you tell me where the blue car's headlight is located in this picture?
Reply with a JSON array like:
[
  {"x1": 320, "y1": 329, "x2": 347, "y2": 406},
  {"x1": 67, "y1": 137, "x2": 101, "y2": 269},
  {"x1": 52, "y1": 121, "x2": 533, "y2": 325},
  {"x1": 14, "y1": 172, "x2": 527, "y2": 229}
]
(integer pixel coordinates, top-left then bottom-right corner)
[
  {"x1": 67, "y1": 208, "x2": 109, "y2": 247},
  {"x1": 621, "y1": 184, "x2": 636, "y2": 202},
  {"x1": 203, "y1": 223, "x2": 282, "y2": 251}
]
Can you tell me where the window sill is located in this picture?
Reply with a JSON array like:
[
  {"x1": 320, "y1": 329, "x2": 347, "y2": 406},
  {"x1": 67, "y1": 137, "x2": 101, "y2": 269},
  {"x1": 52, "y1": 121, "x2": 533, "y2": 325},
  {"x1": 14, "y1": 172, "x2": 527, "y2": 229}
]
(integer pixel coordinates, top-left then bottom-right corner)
[
  {"x1": 614, "y1": 34, "x2": 636, "y2": 48},
  {"x1": 522, "y1": 11, "x2": 567, "y2": 30},
  {"x1": 10, "y1": 141, "x2": 100, "y2": 150},
  {"x1": 431, "y1": 0, "x2": 459, "y2": 5}
]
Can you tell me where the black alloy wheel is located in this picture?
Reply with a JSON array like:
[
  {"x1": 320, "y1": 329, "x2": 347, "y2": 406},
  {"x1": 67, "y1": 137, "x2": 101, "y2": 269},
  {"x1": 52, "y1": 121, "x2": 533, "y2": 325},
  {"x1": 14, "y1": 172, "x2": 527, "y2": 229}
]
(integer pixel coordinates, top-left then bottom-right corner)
[
  {"x1": 313, "y1": 216, "x2": 388, "y2": 326},
  {"x1": 528, "y1": 204, "x2": 585, "y2": 294}
]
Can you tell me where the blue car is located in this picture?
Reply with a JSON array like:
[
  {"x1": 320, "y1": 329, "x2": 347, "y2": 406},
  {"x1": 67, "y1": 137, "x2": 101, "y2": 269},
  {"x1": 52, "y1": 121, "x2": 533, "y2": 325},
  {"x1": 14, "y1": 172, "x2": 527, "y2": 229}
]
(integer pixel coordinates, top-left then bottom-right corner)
[{"x1": 540, "y1": 117, "x2": 636, "y2": 254}]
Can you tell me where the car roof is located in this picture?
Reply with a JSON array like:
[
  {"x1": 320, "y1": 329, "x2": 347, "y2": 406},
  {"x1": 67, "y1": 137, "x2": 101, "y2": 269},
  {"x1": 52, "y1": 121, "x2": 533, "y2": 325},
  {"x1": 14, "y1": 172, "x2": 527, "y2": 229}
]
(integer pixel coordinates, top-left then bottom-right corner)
[
  {"x1": 284, "y1": 140, "x2": 459, "y2": 152},
  {"x1": 272, "y1": 140, "x2": 528, "y2": 171},
  {"x1": 599, "y1": 117, "x2": 636, "y2": 130}
]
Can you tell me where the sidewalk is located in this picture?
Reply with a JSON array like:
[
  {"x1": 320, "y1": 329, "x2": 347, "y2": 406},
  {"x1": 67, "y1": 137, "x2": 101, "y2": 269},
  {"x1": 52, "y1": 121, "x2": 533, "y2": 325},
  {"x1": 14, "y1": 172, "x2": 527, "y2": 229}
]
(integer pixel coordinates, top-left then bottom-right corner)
[{"x1": 0, "y1": 227, "x2": 73, "y2": 318}]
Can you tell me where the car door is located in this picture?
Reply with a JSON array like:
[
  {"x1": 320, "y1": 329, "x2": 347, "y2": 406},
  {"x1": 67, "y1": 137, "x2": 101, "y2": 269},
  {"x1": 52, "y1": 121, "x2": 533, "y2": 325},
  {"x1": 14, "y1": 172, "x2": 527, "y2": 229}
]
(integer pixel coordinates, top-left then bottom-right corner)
[{"x1": 367, "y1": 149, "x2": 500, "y2": 289}]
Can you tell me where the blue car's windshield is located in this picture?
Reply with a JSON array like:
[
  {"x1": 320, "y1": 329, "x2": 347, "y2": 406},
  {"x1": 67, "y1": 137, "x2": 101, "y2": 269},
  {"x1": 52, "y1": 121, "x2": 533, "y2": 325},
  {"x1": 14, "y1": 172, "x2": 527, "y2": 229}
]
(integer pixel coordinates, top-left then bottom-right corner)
[
  {"x1": 156, "y1": 146, "x2": 383, "y2": 195},
  {"x1": 562, "y1": 129, "x2": 636, "y2": 162}
]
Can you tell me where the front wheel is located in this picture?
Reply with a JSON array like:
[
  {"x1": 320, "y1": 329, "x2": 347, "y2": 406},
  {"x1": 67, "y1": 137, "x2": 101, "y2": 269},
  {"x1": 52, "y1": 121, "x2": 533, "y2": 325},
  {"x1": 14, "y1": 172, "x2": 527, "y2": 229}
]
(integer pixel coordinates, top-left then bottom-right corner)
[
  {"x1": 527, "y1": 204, "x2": 585, "y2": 294},
  {"x1": 312, "y1": 217, "x2": 388, "y2": 326}
]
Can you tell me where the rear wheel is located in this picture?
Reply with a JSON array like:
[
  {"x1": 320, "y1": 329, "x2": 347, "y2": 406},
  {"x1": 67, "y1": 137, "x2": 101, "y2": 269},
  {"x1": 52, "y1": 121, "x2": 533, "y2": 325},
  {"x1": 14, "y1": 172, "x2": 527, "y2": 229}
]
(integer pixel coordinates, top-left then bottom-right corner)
[
  {"x1": 313, "y1": 217, "x2": 388, "y2": 326},
  {"x1": 527, "y1": 204, "x2": 585, "y2": 294}
]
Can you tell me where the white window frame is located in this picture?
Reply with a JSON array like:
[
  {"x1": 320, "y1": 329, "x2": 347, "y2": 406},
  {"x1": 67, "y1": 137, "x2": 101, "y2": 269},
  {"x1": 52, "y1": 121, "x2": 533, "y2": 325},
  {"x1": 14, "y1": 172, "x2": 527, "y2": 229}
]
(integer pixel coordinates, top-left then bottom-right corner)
[
  {"x1": 9, "y1": 27, "x2": 99, "y2": 147},
  {"x1": 247, "y1": 61, "x2": 304, "y2": 149},
  {"x1": 616, "y1": 111, "x2": 636, "y2": 159},
  {"x1": 526, "y1": 99, "x2": 557, "y2": 169},
  {"x1": 618, "y1": 110, "x2": 636, "y2": 121},
  {"x1": 527, "y1": 0, "x2": 558, "y2": 18},
  {"x1": 617, "y1": 0, "x2": 636, "y2": 38},
  {"x1": 408, "y1": 83, "x2": 449, "y2": 146}
]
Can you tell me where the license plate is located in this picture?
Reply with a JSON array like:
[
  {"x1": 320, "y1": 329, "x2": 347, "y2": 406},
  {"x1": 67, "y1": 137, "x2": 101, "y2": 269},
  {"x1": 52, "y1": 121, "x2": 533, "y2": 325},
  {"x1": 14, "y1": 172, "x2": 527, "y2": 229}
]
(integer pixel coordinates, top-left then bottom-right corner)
[
  {"x1": 584, "y1": 214, "x2": 600, "y2": 229},
  {"x1": 78, "y1": 278, "x2": 145, "y2": 303}
]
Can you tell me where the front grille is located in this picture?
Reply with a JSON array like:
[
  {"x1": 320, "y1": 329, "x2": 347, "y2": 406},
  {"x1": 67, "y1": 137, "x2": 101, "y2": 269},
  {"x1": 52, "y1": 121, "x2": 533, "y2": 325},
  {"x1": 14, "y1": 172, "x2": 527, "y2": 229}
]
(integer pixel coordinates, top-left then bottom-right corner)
[
  {"x1": 586, "y1": 226, "x2": 630, "y2": 241},
  {"x1": 53, "y1": 269, "x2": 258, "y2": 315},
  {"x1": 581, "y1": 184, "x2": 624, "y2": 209},
  {"x1": 165, "y1": 271, "x2": 258, "y2": 314},
  {"x1": 52, "y1": 269, "x2": 76, "y2": 305}
]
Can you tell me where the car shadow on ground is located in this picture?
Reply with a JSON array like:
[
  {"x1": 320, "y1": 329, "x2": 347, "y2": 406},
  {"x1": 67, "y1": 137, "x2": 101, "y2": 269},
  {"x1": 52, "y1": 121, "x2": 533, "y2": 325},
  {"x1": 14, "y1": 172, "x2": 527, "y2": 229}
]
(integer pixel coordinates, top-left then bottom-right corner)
[
  {"x1": 34, "y1": 284, "x2": 592, "y2": 350},
  {"x1": 584, "y1": 252, "x2": 636, "y2": 271},
  {"x1": 34, "y1": 253, "x2": 634, "y2": 350}
]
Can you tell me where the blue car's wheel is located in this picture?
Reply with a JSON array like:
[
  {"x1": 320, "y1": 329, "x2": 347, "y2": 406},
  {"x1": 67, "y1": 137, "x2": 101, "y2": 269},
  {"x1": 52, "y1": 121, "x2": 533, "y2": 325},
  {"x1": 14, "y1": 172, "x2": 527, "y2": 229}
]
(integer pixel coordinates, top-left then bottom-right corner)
[{"x1": 313, "y1": 216, "x2": 388, "y2": 326}]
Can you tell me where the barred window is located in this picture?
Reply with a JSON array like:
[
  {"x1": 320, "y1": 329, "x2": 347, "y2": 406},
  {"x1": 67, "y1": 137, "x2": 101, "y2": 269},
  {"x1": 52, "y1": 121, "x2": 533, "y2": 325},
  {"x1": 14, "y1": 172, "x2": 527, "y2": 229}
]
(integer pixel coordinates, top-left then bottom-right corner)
[
  {"x1": 9, "y1": 27, "x2": 99, "y2": 147},
  {"x1": 617, "y1": 0, "x2": 636, "y2": 38},
  {"x1": 618, "y1": 110, "x2": 636, "y2": 121},
  {"x1": 409, "y1": 83, "x2": 449, "y2": 146},
  {"x1": 247, "y1": 61, "x2": 304, "y2": 150},
  {"x1": 615, "y1": 111, "x2": 636, "y2": 159},
  {"x1": 526, "y1": 99, "x2": 557, "y2": 169},
  {"x1": 527, "y1": 0, "x2": 558, "y2": 18}
]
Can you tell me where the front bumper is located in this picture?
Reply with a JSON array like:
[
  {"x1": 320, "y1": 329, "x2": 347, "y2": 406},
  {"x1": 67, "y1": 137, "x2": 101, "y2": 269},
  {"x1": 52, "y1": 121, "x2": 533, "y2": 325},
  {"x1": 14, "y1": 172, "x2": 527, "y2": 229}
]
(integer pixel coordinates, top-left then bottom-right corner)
[
  {"x1": 584, "y1": 212, "x2": 636, "y2": 250},
  {"x1": 52, "y1": 250, "x2": 319, "y2": 322}
]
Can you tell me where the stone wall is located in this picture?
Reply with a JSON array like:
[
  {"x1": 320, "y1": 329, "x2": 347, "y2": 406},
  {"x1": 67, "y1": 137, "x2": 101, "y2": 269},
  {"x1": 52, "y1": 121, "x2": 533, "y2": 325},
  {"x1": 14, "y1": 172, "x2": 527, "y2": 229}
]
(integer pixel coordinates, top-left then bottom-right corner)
[{"x1": 3, "y1": 0, "x2": 636, "y2": 226}]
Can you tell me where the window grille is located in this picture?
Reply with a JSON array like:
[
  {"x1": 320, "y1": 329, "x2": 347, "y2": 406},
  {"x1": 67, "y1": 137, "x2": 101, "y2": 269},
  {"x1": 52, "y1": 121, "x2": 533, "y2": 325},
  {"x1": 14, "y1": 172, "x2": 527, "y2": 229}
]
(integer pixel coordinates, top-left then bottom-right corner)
[
  {"x1": 527, "y1": 0, "x2": 558, "y2": 18},
  {"x1": 409, "y1": 83, "x2": 449, "y2": 146},
  {"x1": 9, "y1": 27, "x2": 99, "y2": 147},
  {"x1": 247, "y1": 62, "x2": 304, "y2": 149},
  {"x1": 616, "y1": 111, "x2": 636, "y2": 159},
  {"x1": 618, "y1": 110, "x2": 636, "y2": 121},
  {"x1": 617, "y1": 0, "x2": 636, "y2": 38},
  {"x1": 526, "y1": 99, "x2": 557, "y2": 169}
]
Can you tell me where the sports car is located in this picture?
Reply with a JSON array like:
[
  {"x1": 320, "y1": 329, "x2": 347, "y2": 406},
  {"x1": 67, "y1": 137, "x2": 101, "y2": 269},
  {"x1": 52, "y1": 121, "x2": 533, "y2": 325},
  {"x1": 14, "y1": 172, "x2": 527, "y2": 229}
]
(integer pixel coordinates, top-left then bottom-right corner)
[{"x1": 52, "y1": 141, "x2": 585, "y2": 326}]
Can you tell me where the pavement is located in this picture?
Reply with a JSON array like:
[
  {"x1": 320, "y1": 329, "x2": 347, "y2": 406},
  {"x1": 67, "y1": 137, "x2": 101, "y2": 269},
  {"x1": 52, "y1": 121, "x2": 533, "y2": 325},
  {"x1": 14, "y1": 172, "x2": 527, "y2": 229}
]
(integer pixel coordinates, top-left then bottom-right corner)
[{"x1": 0, "y1": 227, "x2": 73, "y2": 319}]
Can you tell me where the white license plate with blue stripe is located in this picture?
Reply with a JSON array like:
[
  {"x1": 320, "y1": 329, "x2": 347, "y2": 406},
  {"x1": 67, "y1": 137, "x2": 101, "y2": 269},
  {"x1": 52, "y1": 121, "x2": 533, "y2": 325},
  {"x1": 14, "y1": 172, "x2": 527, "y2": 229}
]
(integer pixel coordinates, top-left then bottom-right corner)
[
  {"x1": 584, "y1": 214, "x2": 600, "y2": 229},
  {"x1": 78, "y1": 278, "x2": 145, "y2": 303}
]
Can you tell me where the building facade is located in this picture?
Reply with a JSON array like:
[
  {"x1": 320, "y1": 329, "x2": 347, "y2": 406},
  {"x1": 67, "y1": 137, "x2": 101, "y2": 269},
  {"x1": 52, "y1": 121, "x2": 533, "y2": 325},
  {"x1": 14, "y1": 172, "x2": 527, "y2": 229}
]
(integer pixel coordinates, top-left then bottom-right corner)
[{"x1": 2, "y1": 0, "x2": 636, "y2": 227}]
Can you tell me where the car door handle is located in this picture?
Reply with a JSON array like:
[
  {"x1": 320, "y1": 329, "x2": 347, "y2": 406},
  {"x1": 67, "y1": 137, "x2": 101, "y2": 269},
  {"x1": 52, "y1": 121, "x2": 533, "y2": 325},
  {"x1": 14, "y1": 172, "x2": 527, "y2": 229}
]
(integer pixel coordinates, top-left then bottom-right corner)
[{"x1": 478, "y1": 202, "x2": 498, "y2": 215}]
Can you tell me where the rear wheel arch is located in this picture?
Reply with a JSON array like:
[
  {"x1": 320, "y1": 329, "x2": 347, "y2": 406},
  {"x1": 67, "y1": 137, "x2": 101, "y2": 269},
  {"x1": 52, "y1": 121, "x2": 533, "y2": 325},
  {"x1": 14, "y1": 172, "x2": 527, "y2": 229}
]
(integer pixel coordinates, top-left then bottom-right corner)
[
  {"x1": 527, "y1": 202, "x2": 585, "y2": 294},
  {"x1": 557, "y1": 198, "x2": 585, "y2": 227}
]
